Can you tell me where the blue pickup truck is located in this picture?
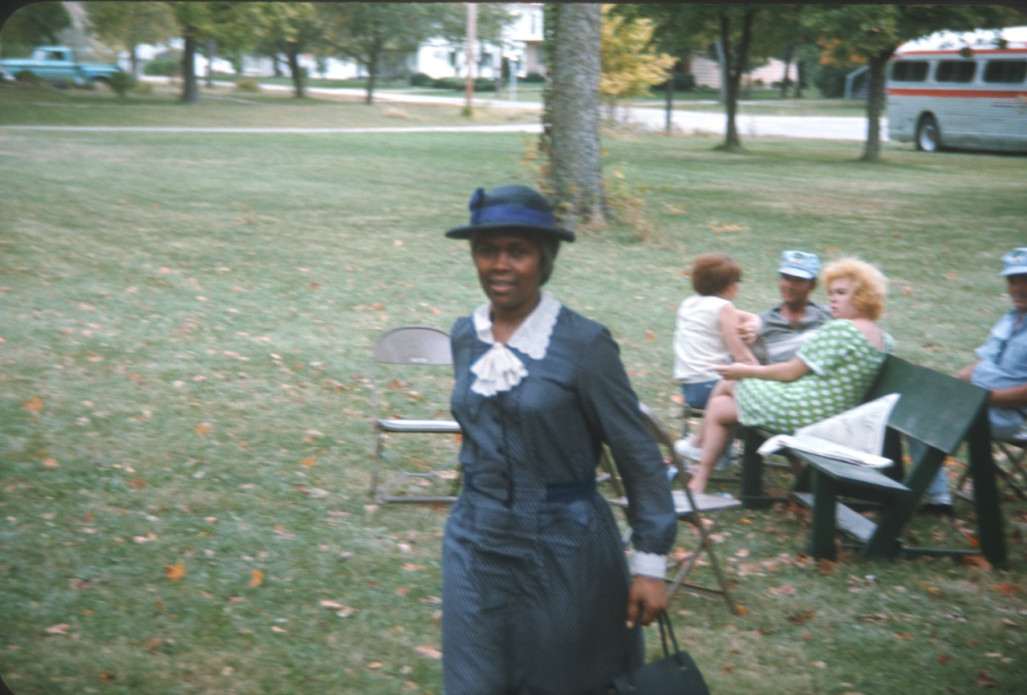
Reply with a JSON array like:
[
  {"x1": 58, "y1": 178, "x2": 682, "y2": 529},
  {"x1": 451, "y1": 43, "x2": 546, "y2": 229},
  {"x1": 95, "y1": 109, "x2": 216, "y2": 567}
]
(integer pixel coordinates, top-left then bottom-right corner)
[{"x1": 0, "y1": 45, "x2": 122, "y2": 88}]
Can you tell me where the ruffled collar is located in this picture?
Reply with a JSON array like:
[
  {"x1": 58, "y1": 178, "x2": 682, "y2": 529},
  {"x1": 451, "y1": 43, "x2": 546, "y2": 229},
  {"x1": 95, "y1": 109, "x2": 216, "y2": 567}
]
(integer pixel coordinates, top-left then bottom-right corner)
[{"x1": 469, "y1": 291, "x2": 561, "y2": 397}]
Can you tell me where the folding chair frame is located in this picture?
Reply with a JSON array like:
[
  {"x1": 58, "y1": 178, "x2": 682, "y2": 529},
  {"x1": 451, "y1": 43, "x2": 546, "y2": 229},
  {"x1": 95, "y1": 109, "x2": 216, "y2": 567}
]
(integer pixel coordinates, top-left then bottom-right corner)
[
  {"x1": 956, "y1": 432, "x2": 1027, "y2": 502},
  {"x1": 603, "y1": 404, "x2": 742, "y2": 615},
  {"x1": 369, "y1": 325, "x2": 462, "y2": 504}
]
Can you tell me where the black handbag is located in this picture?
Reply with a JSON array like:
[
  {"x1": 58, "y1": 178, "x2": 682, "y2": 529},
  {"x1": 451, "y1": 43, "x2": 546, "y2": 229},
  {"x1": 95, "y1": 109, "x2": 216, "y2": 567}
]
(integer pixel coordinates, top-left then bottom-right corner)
[{"x1": 610, "y1": 612, "x2": 711, "y2": 694}]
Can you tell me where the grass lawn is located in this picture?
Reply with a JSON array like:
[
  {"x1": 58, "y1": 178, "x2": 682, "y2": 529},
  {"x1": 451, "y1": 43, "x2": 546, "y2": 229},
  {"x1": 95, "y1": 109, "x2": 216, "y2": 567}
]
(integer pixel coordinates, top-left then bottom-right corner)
[{"x1": 1, "y1": 83, "x2": 1025, "y2": 695}]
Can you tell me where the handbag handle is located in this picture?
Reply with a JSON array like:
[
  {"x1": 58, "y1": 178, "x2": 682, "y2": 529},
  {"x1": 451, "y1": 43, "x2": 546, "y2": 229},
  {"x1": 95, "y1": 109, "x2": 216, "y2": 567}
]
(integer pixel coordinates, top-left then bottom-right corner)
[{"x1": 655, "y1": 611, "x2": 686, "y2": 666}]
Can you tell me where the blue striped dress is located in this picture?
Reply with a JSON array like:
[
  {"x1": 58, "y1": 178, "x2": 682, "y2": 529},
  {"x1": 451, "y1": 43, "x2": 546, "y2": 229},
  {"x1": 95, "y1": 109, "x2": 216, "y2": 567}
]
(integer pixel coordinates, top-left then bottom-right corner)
[{"x1": 442, "y1": 302, "x2": 677, "y2": 694}]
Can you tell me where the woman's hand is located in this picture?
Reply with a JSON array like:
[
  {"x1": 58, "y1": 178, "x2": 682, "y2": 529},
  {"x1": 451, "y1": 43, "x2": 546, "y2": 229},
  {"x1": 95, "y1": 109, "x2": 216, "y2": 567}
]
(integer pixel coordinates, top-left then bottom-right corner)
[
  {"x1": 715, "y1": 362, "x2": 749, "y2": 381},
  {"x1": 626, "y1": 575, "x2": 668, "y2": 628}
]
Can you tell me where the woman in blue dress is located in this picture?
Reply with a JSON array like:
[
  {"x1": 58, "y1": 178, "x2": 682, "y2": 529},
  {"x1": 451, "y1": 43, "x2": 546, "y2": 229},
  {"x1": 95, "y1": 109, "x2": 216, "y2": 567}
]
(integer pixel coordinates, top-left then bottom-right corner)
[{"x1": 441, "y1": 185, "x2": 677, "y2": 695}]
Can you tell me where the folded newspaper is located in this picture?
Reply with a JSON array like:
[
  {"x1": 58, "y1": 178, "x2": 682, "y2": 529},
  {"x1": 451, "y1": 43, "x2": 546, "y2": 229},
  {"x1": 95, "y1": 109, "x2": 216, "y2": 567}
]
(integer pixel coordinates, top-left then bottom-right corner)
[{"x1": 757, "y1": 393, "x2": 901, "y2": 469}]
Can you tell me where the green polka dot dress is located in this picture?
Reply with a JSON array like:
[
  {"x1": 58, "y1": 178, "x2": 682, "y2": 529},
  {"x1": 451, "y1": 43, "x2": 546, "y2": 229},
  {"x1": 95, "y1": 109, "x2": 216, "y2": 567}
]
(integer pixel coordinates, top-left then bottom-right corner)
[{"x1": 736, "y1": 320, "x2": 893, "y2": 434}]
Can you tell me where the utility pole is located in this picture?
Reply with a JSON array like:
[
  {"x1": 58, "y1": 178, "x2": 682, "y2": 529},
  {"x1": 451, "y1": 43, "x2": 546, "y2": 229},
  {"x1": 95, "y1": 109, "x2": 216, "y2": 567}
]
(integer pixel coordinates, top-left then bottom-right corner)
[{"x1": 464, "y1": 2, "x2": 477, "y2": 116}]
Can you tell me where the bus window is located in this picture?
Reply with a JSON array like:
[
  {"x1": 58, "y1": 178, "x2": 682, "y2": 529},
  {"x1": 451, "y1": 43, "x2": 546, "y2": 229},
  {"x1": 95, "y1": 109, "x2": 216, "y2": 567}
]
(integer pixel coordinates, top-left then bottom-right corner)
[
  {"x1": 983, "y1": 59, "x2": 1027, "y2": 83},
  {"x1": 891, "y1": 60, "x2": 929, "y2": 81},
  {"x1": 936, "y1": 60, "x2": 976, "y2": 82}
]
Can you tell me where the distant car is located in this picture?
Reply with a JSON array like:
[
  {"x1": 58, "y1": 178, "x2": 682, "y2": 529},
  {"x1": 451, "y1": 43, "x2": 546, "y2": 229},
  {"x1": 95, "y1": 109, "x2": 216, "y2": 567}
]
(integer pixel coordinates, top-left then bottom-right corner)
[{"x1": 0, "y1": 45, "x2": 122, "y2": 88}]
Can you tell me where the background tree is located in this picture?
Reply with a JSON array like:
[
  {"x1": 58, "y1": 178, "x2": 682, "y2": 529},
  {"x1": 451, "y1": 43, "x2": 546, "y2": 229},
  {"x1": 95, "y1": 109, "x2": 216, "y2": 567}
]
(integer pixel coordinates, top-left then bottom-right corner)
[
  {"x1": 599, "y1": 4, "x2": 675, "y2": 120},
  {"x1": 254, "y1": 2, "x2": 321, "y2": 98},
  {"x1": 169, "y1": 2, "x2": 256, "y2": 104},
  {"x1": 618, "y1": 4, "x2": 766, "y2": 152},
  {"x1": 810, "y1": 3, "x2": 1022, "y2": 162},
  {"x1": 320, "y1": 2, "x2": 438, "y2": 105},
  {"x1": 0, "y1": 1, "x2": 71, "y2": 57},
  {"x1": 543, "y1": 3, "x2": 606, "y2": 227},
  {"x1": 84, "y1": 2, "x2": 174, "y2": 77}
]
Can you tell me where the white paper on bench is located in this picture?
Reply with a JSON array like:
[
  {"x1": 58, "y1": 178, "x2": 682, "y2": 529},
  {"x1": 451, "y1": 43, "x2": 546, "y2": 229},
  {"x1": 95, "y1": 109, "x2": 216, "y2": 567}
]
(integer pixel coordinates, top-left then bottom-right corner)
[{"x1": 757, "y1": 393, "x2": 901, "y2": 469}]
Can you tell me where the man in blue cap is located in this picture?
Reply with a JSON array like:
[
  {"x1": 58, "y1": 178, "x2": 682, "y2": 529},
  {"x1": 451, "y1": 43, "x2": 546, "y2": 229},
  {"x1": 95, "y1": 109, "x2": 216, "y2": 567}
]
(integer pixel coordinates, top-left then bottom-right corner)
[
  {"x1": 746, "y1": 250, "x2": 833, "y2": 364},
  {"x1": 924, "y1": 247, "x2": 1027, "y2": 513}
]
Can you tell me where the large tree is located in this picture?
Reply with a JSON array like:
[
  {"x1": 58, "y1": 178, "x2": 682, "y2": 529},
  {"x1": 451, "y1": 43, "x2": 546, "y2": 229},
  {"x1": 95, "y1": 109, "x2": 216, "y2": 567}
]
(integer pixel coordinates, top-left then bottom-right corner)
[
  {"x1": 254, "y1": 2, "x2": 322, "y2": 98},
  {"x1": 320, "y1": 2, "x2": 438, "y2": 105},
  {"x1": 599, "y1": 3, "x2": 675, "y2": 119},
  {"x1": 169, "y1": 2, "x2": 256, "y2": 104},
  {"x1": 0, "y1": 1, "x2": 71, "y2": 57},
  {"x1": 810, "y1": 3, "x2": 1022, "y2": 161},
  {"x1": 543, "y1": 3, "x2": 606, "y2": 227},
  {"x1": 84, "y1": 2, "x2": 174, "y2": 77},
  {"x1": 617, "y1": 4, "x2": 767, "y2": 152}
]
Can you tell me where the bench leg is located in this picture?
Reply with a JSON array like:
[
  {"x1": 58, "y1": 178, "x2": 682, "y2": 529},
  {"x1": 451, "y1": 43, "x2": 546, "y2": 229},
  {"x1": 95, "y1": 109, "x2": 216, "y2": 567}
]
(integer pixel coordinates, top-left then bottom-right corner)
[
  {"x1": 809, "y1": 470, "x2": 838, "y2": 561},
  {"x1": 740, "y1": 429, "x2": 769, "y2": 508}
]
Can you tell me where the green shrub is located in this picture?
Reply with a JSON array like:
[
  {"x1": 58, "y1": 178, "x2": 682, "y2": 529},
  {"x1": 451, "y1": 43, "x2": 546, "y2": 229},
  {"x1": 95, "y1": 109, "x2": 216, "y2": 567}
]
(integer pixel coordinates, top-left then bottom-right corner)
[
  {"x1": 13, "y1": 70, "x2": 46, "y2": 87},
  {"x1": 107, "y1": 70, "x2": 136, "y2": 97},
  {"x1": 144, "y1": 52, "x2": 180, "y2": 77},
  {"x1": 523, "y1": 71, "x2": 546, "y2": 83},
  {"x1": 235, "y1": 77, "x2": 261, "y2": 93},
  {"x1": 409, "y1": 72, "x2": 433, "y2": 87},
  {"x1": 431, "y1": 76, "x2": 464, "y2": 90},
  {"x1": 473, "y1": 77, "x2": 497, "y2": 92}
]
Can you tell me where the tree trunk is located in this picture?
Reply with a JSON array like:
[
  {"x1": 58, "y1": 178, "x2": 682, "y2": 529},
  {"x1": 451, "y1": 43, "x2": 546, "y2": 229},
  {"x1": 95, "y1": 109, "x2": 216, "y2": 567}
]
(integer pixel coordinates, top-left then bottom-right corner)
[
  {"x1": 860, "y1": 51, "x2": 891, "y2": 162},
  {"x1": 205, "y1": 38, "x2": 215, "y2": 89},
  {"x1": 288, "y1": 47, "x2": 305, "y2": 98},
  {"x1": 715, "y1": 9, "x2": 753, "y2": 152},
  {"x1": 546, "y1": 3, "x2": 605, "y2": 228},
  {"x1": 664, "y1": 74, "x2": 674, "y2": 134},
  {"x1": 181, "y1": 31, "x2": 199, "y2": 104},
  {"x1": 780, "y1": 45, "x2": 794, "y2": 98}
]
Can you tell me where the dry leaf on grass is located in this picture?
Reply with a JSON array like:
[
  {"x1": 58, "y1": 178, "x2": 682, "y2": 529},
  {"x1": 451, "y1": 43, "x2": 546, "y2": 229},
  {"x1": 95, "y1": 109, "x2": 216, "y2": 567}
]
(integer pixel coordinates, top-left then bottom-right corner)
[
  {"x1": 164, "y1": 562, "x2": 186, "y2": 581},
  {"x1": 415, "y1": 645, "x2": 442, "y2": 659}
]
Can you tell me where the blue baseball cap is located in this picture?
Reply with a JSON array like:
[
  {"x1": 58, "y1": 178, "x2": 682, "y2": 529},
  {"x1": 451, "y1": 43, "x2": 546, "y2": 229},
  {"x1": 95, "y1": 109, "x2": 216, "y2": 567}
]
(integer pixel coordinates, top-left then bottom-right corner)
[
  {"x1": 1000, "y1": 247, "x2": 1027, "y2": 277},
  {"x1": 778, "y1": 250, "x2": 820, "y2": 280}
]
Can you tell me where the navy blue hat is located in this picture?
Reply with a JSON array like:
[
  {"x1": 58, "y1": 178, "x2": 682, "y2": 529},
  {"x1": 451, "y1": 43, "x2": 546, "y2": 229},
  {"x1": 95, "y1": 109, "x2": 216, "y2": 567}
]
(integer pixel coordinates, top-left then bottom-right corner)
[{"x1": 445, "y1": 185, "x2": 575, "y2": 242}]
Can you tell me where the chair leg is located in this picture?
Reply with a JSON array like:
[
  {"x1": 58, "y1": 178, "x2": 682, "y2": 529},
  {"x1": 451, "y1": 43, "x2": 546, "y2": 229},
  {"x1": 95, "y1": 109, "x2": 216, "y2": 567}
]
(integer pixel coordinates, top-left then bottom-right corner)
[
  {"x1": 666, "y1": 512, "x2": 739, "y2": 615},
  {"x1": 956, "y1": 441, "x2": 1027, "y2": 502}
]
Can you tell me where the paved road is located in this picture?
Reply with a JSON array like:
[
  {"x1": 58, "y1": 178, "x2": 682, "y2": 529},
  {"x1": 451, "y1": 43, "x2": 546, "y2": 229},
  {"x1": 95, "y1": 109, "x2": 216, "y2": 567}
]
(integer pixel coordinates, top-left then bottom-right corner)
[
  {"x1": 306, "y1": 85, "x2": 883, "y2": 142},
  {"x1": 4, "y1": 78, "x2": 883, "y2": 141}
]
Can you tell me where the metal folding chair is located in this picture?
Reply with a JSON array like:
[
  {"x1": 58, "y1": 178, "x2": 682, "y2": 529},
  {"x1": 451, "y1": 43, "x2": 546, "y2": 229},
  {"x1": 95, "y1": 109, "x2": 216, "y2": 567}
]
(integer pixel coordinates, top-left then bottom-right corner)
[
  {"x1": 956, "y1": 430, "x2": 1027, "y2": 502},
  {"x1": 604, "y1": 403, "x2": 742, "y2": 614},
  {"x1": 369, "y1": 325, "x2": 462, "y2": 504}
]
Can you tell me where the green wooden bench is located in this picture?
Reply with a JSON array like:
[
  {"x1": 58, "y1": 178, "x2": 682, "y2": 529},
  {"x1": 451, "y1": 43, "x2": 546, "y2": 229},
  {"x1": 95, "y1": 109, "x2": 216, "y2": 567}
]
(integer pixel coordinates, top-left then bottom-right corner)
[{"x1": 739, "y1": 354, "x2": 1007, "y2": 567}]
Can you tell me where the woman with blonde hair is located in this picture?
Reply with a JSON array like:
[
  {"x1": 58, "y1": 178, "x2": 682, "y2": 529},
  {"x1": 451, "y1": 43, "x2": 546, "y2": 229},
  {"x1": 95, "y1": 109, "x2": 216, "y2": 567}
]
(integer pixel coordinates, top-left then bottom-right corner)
[{"x1": 686, "y1": 257, "x2": 893, "y2": 493}]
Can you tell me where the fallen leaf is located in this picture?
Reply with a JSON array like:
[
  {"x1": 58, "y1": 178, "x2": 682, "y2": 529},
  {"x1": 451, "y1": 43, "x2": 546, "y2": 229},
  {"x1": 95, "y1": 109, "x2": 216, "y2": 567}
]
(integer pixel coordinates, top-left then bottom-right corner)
[
  {"x1": 42, "y1": 458, "x2": 59, "y2": 469},
  {"x1": 320, "y1": 600, "x2": 345, "y2": 610},
  {"x1": 45, "y1": 623, "x2": 71, "y2": 635},
  {"x1": 164, "y1": 562, "x2": 187, "y2": 581},
  {"x1": 195, "y1": 422, "x2": 212, "y2": 436},
  {"x1": 300, "y1": 456, "x2": 317, "y2": 468},
  {"x1": 415, "y1": 645, "x2": 442, "y2": 659},
  {"x1": 367, "y1": 661, "x2": 384, "y2": 670},
  {"x1": 249, "y1": 569, "x2": 264, "y2": 588},
  {"x1": 23, "y1": 397, "x2": 43, "y2": 413},
  {"x1": 974, "y1": 669, "x2": 998, "y2": 687}
]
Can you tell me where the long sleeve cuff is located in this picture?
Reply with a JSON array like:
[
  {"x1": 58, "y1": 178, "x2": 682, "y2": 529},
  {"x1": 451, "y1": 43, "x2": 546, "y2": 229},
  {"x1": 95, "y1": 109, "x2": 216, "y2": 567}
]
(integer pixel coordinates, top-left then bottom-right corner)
[{"x1": 630, "y1": 551, "x2": 667, "y2": 579}]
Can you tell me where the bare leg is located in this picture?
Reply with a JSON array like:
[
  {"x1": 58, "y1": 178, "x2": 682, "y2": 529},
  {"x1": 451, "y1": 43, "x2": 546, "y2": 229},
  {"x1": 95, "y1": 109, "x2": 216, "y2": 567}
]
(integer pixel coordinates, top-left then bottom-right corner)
[
  {"x1": 688, "y1": 387, "x2": 740, "y2": 493},
  {"x1": 691, "y1": 379, "x2": 736, "y2": 448}
]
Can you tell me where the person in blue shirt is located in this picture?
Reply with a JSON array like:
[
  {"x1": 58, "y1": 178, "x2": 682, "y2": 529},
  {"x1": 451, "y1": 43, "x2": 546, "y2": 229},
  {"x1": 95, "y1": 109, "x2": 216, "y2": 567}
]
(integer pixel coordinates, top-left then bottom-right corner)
[
  {"x1": 440, "y1": 184, "x2": 677, "y2": 695},
  {"x1": 924, "y1": 247, "x2": 1027, "y2": 513}
]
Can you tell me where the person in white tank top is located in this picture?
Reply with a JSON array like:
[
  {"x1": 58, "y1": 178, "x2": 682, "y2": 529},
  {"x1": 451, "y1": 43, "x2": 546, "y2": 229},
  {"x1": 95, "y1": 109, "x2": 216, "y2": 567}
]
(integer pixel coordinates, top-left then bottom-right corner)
[{"x1": 672, "y1": 253, "x2": 758, "y2": 414}]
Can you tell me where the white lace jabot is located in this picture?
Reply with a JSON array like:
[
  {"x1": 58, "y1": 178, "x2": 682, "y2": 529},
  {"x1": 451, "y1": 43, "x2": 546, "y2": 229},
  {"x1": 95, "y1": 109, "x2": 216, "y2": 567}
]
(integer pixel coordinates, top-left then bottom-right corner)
[{"x1": 470, "y1": 291, "x2": 561, "y2": 397}]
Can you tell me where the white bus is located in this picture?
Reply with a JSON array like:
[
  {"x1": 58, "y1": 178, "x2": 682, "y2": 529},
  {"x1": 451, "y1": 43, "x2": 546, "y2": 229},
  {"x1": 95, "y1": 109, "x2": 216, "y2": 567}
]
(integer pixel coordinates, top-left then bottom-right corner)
[{"x1": 886, "y1": 26, "x2": 1027, "y2": 153}]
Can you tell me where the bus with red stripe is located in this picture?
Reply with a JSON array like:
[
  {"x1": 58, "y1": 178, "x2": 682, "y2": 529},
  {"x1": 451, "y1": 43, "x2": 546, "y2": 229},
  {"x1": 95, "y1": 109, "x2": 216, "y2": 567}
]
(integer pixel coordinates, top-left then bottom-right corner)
[{"x1": 886, "y1": 26, "x2": 1027, "y2": 153}]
